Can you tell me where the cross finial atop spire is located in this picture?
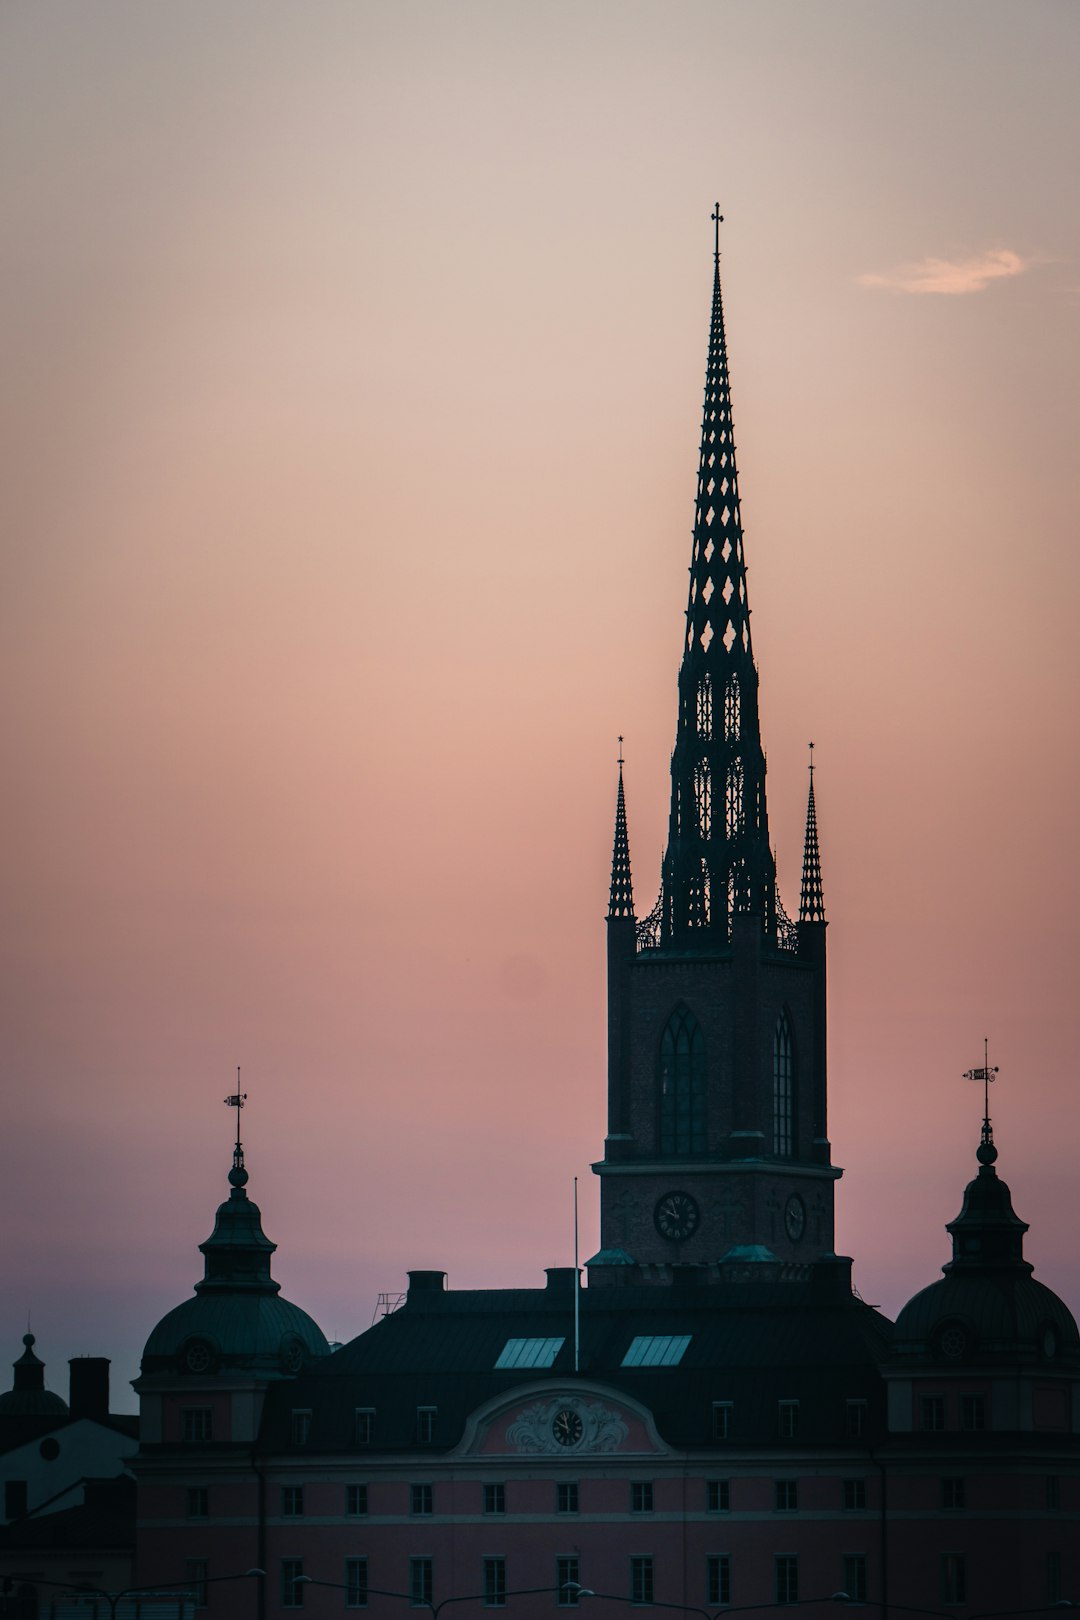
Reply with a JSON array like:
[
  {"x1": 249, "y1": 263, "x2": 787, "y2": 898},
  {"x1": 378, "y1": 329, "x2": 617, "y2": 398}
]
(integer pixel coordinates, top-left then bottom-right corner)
[
  {"x1": 224, "y1": 1068, "x2": 248, "y2": 1184},
  {"x1": 711, "y1": 203, "x2": 723, "y2": 271},
  {"x1": 799, "y1": 743, "x2": 826, "y2": 922}
]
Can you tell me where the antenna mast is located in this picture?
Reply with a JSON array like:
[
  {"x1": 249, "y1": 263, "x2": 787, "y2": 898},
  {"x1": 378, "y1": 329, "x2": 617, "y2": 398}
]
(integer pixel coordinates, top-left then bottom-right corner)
[
  {"x1": 573, "y1": 1177, "x2": 580, "y2": 1375},
  {"x1": 225, "y1": 1066, "x2": 248, "y2": 1173}
]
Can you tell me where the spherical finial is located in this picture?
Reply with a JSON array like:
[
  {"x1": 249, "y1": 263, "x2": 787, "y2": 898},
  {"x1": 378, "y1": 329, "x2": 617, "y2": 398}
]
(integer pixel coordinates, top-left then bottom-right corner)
[
  {"x1": 23, "y1": 1333, "x2": 34, "y2": 1348},
  {"x1": 976, "y1": 1139, "x2": 998, "y2": 1166},
  {"x1": 228, "y1": 1165, "x2": 249, "y2": 1188}
]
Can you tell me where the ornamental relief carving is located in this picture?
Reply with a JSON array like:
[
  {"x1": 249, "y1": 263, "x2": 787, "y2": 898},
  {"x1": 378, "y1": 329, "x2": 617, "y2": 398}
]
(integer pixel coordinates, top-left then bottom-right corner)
[{"x1": 505, "y1": 1396, "x2": 630, "y2": 1455}]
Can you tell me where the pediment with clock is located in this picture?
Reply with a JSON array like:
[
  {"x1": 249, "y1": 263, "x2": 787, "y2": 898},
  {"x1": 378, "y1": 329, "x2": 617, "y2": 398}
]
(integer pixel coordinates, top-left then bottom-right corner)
[{"x1": 454, "y1": 1380, "x2": 670, "y2": 1457}]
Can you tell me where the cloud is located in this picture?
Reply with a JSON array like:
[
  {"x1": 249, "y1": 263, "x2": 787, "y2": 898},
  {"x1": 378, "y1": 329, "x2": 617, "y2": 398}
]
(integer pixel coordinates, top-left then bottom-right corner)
[{"x1": 858, "y1": 249, "x2": 1030, "y2": 296}]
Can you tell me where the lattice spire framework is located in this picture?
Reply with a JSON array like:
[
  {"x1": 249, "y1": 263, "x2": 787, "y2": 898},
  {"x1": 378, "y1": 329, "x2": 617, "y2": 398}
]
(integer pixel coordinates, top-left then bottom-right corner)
[
  {"x1": 799, "y1": 747, "x2": 825, "y2": 922},
  {"x1": 659, "y1": 211, "x2": 777, "y2": 949},
  {"x1": 608, "y1": 745, "x2": 635, "y2": 919}
]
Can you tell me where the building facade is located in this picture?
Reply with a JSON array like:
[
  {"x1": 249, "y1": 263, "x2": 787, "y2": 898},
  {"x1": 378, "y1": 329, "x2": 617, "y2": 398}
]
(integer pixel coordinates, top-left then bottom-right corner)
[{"x1": 128, "y1": 233, "x2": 1080, "y2": 1620}]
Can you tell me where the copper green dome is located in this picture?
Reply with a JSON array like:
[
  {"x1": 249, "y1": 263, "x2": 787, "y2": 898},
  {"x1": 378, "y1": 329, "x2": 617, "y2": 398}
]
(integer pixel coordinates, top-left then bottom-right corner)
[
  {"x1": 140, "y1": 1152, "x2": 329, "y2": 1377},
  {"x1": 893, "y1": 1137, "x2": 1079, "y2": 1365},
  {"x1": 0, "y1": 1335, "x2": 69, "y2": 1417}
]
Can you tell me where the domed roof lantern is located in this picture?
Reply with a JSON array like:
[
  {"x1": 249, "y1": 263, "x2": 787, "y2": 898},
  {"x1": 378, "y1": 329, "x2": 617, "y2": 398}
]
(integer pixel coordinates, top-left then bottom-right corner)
[
  {"x1": 945, "y1": 1043, "x2": 1030, "y2": 1276},
  {"x1": 0, "y1": 1334, "x2": 69, "y2": 1417},
  {"x1": 196, "y1": 1075, "x2": 279, "y2": 1296}
]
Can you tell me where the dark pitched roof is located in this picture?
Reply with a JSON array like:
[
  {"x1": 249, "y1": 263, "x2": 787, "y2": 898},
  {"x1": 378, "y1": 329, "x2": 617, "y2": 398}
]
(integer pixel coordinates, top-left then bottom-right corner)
[{"x1": 259, "y1": 1266, "x2": 893, "y2": 1454}]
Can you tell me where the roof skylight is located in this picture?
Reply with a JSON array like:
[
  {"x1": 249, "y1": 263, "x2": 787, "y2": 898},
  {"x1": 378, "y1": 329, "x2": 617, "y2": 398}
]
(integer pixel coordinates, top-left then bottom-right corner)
[
  {"x1": 621, "y1": 1334, "x2": 692, "y2": 1368},
  {"x1": 495, "y1": 1337, "x2": 566, "y2": 1370}
]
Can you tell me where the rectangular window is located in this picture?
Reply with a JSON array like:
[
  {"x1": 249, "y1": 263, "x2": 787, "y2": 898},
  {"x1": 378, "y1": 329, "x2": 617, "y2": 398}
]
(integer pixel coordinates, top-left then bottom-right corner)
[
  {"x1": 484, "y1": 1482, "x2": 506, "y2": 1515},
  {"x1": 346, "y1": 1558, "x2": 369, "y2": 1609},
  {"x1": 187, "y1": 1486, "x2": 209, "y2": 1519},
  {"x1": 706, "y1": 1479, "x2": 730, "y2": 1513},
  {"x1": 712, "y1": 1401, "x2": 733, "y2": 1440},
  {"x1": 775, "y1": 1479, "x2": 798, "y2": 1512},
  {"x1": 961, "y1": 1393, "x2": 985, "y2": 1432},
  {"x1": 185, "y1": 1559, "x2": 209, "y2": 1610},
  {"x1": 1048, "y1": 1551, "x2": 1062, "y2": 1604},
  {"x1": 778, "y1": 1400, "x2": 799, "y2": 1438},
  {"x1": 921, "y1": 1395, "x2": 944, "y2": 1431},
  {"x1": 631, "y1": 1557, "x2": 654, "y2": 1606},
  {"x1": 346, "y1": 1484, "x2": 368, "y2": 1517},
  {"x1": 557, "y1": 1557, "x2": 580, "y2": 1606},
  {"x1": 631, "y1": 1481, "x2": 654, "y2": 1513},
  {"x1": 557, "y1": 1482, "x2": 579, "y2": 1514},
  {"x1": 416, "y1": 1406, "x2": 437, "y2": 1444},
  {"x1": 776, "y1": 1555, "x2": 799, "y2": 1605},
  {"x1": 483, "y1": 1558, "x2": 507, "y2": 1608},
  {"x1": 282, "y1": 1485, "x2": 304, "y2": 1517},
  {"x1": 411, "y1": 1483, "x2": 433, "y2": 1516},
  {"x1": 843, "y1": 1556, "x2": 867, "y2": 1603},
  {"x1": 843, "y1": 1479, "x2": 867, "y2": 1511},
  {"x1": 707, "y1": 1555, "x2": 731, "y2": 1607},
  {"x1": 1047, "y1": 1474, "x2": 1060, "y2": 1509},
  {"x1": 410, "y1": 1558, "x2": 433, "y2": 1608},
  {"x1": 282, "y1": 1559, "x2": 305, "y2": 1610},
  {"x1": 354, "y1": 1408, "x2": 375, "y2": 1445},
  {"x1": 845, "y1": 1399, "x2": 868, "y2": 1438},
  {"x1": 941, "y1": 1553, "x2": 966, "y2": 1606},
  {"x1": 941, "y1": 1477, "x2": 965, "y2": 1511},
  {"x1": 290, "y1": 1408, "x2": 312, "y2": 1445},
  {"x1": 182, "y1": 1407, "x2": 213, "y2": 1442}
]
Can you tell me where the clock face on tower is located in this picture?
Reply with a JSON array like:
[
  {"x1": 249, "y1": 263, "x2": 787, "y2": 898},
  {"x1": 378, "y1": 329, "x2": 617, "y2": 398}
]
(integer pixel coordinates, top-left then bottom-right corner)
[
  {"x1": 784, "y1": 1194, "x2": 806, "y2": 1243},
  {"x1": 654, "y1": 1191, "x2": 700, "y2": 1242},
  {"x1": 552, "y1": 1407, "x2": 584, "y2": 1447}
]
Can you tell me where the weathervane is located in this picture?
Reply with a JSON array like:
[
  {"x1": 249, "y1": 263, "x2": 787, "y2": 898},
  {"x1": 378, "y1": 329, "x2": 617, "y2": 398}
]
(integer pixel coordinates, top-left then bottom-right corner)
[
  {"x1": 711, "y1": 203, "x2": 724, "y2": 268},
  {"x1": 224, "y1": 1067, "x2": 247, "y2": 1175},
  {"x1": 963, "y1": 1038, "x2": 999, "y2": 1159}
]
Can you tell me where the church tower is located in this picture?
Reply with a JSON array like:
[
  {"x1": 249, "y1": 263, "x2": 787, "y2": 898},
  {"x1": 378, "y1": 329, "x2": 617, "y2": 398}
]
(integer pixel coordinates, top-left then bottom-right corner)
[{"x1": 593, "y1": 220, "x2": 838, "y2": 1277}]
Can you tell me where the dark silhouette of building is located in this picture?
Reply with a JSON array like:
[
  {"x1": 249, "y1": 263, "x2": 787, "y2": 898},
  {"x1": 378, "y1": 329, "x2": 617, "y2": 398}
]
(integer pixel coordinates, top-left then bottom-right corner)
[{"x1": 127, "y1": 229, "x2": 1079, "y2": 1619}]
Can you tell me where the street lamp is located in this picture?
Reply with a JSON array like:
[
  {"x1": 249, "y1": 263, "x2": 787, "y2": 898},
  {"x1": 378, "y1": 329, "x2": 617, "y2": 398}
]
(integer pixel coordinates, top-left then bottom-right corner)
[{"x1": 10, "y1": 1567, "x2": 265, "y2": 1619}]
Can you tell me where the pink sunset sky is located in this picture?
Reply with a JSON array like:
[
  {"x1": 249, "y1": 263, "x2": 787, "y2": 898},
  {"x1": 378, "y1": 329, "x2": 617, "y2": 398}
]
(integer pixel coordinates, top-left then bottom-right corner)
[{"x1": 2, "y1": 1, "x2": 1078, "y2": 1408}]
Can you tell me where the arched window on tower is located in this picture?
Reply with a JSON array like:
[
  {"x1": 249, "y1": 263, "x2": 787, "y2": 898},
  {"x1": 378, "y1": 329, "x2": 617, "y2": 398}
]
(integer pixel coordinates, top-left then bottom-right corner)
[
  {"x1": 696, "y1": 675, "x2": 713, "y2": 739},
  {"x1": 773, "y1": 1012, "x2": 795, "y2": 1158},
  {"x1": 658, "y1": 1007, "x2": 706, "y2": 1156},
  {"x1": 724, "y1": 675, "x2": 741, "y2": 740},
  {"x1": 725, "y1": 759, "x2": 744, "y2": 839},
  {"x1": 694, "y1": 760, "x2": 712, "y2": 838}
]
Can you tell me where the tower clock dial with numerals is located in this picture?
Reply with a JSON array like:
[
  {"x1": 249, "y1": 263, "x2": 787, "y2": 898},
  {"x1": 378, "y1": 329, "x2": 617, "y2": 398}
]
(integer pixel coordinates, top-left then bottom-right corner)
[{"x1": 654, "y1": 1191, "x2": 700, "y2": 1242}]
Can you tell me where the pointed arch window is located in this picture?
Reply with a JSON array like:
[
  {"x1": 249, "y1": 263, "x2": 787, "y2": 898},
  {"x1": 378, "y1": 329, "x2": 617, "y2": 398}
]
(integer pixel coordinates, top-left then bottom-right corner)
[
  {"x1": 723, "y1": 675, "x2": 741, "y2": 741},
  {"x1": 725, "y1": 760, "x2": 744, "y2": 839},
  {"x1": 689, "y1": 858, "x2": 711, "y2": 929},
  {"x1": 696, "y1": 675, "x2": 714, "y2": 739},
  {"x1": 694, "y1": 760, "x2": 712, "y2": 838},
  {"x1": 658, "y1": 1007, "x2": 706, "y2": 1156},
  {"x1": 773, "y1": 1012, "x2": 795, "y2": 1158}
]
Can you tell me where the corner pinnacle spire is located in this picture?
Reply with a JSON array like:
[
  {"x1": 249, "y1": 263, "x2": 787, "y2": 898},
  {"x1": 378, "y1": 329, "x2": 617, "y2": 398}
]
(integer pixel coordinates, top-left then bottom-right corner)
[
  {"x1": 658, "y1": 213, "x2": 777, "y2": 947},
  {"x1": 799, "y1": 743, "x2": 826, "y2": 922},
  {"x1": 608, "y1": 738, "x2": 635, "y2": 920}
]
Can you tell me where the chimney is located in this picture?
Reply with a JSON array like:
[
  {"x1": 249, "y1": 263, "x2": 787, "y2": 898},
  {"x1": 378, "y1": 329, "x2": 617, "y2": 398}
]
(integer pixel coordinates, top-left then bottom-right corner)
[{"x1": 69, "y1": 1358, "x2": 110, "y2": 1422}]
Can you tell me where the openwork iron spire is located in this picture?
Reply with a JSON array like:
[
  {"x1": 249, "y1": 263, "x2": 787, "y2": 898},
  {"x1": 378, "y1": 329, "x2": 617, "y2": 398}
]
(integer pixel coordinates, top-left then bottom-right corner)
[
  {"x1": 799, "y1": 744, "x2": 825, "y2": 922},
  {"x1": 608, "y1": 741, "x2": 635, "y2": 919},
  {"x1": 659, "y1": 212, "x2": 777, "y2": 948}
]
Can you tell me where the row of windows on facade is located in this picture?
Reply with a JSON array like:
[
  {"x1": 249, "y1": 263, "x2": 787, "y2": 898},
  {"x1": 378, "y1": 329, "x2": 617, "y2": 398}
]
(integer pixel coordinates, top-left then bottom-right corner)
[
  {"x1": 185, "y1": 1471, "x2": 1066, "y2": 1521},
  {"x1": 657, "y1": 1006, "x2": 795, "y2": 1158},
  {"x1": 183, "y1": 1549, "x2": 1068, "y2": 1612},
  {"x1": 261, "y1": 1553, "x2": 855, "y2": 1611},
  {"x1": 179, "y1": 1391, "x2": 996, "y2": 1451}
]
